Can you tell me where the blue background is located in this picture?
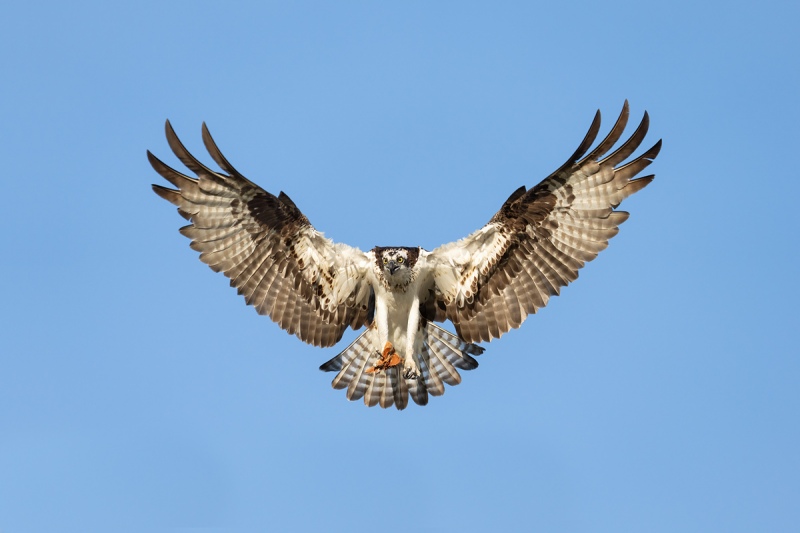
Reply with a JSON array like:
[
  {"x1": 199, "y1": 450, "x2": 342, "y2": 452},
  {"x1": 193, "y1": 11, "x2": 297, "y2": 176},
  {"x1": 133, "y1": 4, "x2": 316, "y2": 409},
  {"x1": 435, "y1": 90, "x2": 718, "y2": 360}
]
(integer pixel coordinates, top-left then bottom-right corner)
[{"x1": 2, "y1": 1, "x2": 798, "y2": 531}]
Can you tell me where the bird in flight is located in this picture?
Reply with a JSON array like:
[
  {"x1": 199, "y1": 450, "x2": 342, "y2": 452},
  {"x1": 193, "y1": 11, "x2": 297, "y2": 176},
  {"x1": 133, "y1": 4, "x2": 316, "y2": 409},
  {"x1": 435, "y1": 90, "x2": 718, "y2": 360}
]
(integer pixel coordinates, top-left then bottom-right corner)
[{"x1": 150, "y1": 101, "x2": 661, "y2": 410}]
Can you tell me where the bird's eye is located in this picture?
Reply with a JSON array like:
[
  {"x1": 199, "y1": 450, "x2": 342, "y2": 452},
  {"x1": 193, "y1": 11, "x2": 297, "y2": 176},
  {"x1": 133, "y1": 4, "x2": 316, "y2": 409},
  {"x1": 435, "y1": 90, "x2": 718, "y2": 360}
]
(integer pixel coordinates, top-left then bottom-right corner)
[
  {"x1": 383, "y1": 257, "x2": 388, "y2": 264},
  {"x1": 397, "y1": 257, "x2": 404, "y2": 263}
]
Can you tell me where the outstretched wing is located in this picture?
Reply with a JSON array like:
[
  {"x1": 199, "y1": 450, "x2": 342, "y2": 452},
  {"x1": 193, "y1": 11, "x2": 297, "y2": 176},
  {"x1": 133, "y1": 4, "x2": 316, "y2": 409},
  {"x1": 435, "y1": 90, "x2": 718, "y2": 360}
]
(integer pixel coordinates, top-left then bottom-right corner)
[
  {"x1": 149, "y1": 121, "x2": 374, "y2": 347},
  {"x1": 425, "y1": 101, "x2": 661, "y2": 343}
]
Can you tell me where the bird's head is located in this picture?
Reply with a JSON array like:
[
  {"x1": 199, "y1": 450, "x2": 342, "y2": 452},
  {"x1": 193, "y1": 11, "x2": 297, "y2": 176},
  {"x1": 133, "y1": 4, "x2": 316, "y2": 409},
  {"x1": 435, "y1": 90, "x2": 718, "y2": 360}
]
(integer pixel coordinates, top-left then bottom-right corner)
[{"x1": 374, "y1": 246, "x2": 420, "y2": 290}]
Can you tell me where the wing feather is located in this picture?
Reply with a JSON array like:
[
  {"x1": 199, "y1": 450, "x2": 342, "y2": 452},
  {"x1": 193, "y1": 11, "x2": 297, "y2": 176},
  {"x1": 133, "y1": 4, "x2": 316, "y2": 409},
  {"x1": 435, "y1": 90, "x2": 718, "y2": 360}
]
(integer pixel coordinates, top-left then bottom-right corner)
[
  {"x1": 150, "y1": 121, "x2": 373, "y2": 347},
  {"x1": 600, "y1": 111, "x2": 650, "y2": 167},
  {"x1": 425, "y1": 101, "x2": 661, "y2": 343}
]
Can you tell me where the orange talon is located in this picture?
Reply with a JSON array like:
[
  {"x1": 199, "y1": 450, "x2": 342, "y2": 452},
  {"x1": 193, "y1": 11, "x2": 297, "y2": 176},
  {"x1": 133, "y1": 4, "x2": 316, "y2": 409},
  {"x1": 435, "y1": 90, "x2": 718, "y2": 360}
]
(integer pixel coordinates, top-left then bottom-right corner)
[{"x1": 366, "y1": 342, "x2": 402, "y2": 374}]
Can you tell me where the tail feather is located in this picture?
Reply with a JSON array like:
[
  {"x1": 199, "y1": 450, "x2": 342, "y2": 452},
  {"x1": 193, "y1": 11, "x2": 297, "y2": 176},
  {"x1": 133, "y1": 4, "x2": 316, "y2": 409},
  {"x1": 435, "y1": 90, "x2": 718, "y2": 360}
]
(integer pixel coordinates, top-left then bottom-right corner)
[
  {"x1": 319, "y1": 322, "x2": 483, "y2": 410},
  {"x1": 426, "y1": 324, "x2": 482, "y2": 372},
  {"x1": 364, "y1": 367, "x2": 408, "y2": 409},
  {"x1": 406, "y1": 371, "x2": 429, "y2": 406},
  {"x1": 344, "y1": 341, "x2": 374, "y2": 402},
  {"x1": 392, "y1": 369, "x2": 410, "y2": 410},
  {"x1": 426, "y1": 322, "x2": 484, "y2": 358},
  {"x1": 425, "y1": 335, "x2": 463, "y2": 386},
  {"x1": 363, "y1": 369, "x2": 384, "y2": 407}
]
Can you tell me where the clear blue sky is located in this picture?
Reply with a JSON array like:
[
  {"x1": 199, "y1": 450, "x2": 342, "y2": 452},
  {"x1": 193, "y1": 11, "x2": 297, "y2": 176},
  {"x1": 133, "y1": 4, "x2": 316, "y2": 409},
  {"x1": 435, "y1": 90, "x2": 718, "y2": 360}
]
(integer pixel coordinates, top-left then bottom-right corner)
[{"x1": 2, "y1": 1, "x2": 798, "y2": 531}]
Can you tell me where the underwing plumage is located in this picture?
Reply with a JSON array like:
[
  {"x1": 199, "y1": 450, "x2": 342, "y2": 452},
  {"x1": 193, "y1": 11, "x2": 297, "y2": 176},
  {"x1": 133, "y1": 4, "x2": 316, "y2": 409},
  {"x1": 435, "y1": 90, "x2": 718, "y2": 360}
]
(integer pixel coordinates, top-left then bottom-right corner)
[{"x1": 150, "y1": 101, "x2": 661, "y2": 410}]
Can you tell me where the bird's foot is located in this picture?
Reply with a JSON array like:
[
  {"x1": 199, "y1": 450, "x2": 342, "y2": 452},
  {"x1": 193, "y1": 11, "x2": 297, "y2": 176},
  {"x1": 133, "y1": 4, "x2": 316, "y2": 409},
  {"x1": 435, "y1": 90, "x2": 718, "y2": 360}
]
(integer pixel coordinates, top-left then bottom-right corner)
[
  {"x1": 402, "y1": 357, "x2": 421, "y2": 380},
  {"x1": 366, "y1": 342, "x2": 402, "y2": 374}
]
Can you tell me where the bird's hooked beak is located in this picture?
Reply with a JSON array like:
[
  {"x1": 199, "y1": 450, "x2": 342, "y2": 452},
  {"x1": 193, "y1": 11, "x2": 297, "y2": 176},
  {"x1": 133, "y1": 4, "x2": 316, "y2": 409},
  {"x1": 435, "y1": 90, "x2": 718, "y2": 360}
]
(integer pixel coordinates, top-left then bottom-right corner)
[{"x1": 387, "y1": 261, "x2": 399, "y2": 275}]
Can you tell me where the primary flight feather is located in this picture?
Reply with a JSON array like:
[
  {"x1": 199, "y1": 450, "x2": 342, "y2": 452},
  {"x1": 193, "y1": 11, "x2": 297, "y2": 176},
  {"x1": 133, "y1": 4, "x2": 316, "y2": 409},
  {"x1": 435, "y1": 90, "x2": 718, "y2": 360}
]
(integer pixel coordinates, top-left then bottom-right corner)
[{"x1": 150, "y1": 101, "x2": 661, "y2": 410}]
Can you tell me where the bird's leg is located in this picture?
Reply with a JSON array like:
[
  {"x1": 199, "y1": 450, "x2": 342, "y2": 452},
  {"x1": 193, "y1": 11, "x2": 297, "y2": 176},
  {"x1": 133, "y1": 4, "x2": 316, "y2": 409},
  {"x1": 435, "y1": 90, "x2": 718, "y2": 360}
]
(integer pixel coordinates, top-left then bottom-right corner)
[
  {"x1": 402, "y1": 297, "x2": 422, "y2": 380},
  {"x1": 366, "y1": 342, "x2": 402, "y2": 374}
]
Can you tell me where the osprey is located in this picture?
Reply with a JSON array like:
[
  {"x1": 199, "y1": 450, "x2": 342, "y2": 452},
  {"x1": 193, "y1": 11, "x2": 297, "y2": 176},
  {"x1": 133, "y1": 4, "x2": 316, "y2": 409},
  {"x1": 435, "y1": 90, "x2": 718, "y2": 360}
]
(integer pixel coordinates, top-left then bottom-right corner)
[{"x1": 150, "y1": 101, "x2": 660, "y2": 410}]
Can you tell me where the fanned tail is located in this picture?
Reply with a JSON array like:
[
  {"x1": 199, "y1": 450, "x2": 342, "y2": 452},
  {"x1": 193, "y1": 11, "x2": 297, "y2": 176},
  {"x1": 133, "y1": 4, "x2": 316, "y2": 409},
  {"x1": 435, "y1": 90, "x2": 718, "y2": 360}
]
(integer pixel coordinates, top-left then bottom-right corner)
[{"x1": 319, "y1": 323, "x2": 484, "y2": 410}]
